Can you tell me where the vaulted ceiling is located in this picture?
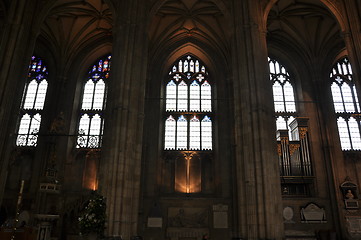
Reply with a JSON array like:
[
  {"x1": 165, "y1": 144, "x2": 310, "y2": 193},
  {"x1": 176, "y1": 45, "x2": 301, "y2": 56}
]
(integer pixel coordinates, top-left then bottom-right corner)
[
  {"x1": 267, "y1": 0, "x2": 344, "y2": 59},
  {"x1": 148, "y1": 0, "x2": 229, "y2": 56},
  {"x1": 40, "y1": 0, "x2": 112, "y2": 61}
]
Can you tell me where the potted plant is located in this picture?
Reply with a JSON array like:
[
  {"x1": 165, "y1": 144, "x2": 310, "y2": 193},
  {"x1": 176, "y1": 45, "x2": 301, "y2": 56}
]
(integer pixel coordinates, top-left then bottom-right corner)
[{"x1": 78, "y1": 191, "x2": 106, "y2": 239}]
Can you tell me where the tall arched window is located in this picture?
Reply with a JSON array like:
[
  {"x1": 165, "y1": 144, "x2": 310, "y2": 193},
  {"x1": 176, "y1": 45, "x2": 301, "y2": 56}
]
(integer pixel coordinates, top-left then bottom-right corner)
[
  {"x1": 77, "y1": 55, "x2": 111, "y2": 148},
  {"x1": 269, "y1": 58, "x2": 297, "y2": 137},
  {"x1": 16, "y1": 56, "x2": 49, "y2": 147},
  {"x1": 164, "y1": 55, "x2": 213, "y2": 194},
  {"x1": 164, "y1": 55, "x2": 212, "y2": 150},
  {"x1": 330, "y1": 57, "x2": 361, "y2": 150}
]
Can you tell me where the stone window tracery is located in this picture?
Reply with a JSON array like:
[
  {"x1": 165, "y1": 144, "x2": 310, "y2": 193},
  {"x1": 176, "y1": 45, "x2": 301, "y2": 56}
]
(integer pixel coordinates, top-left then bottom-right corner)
[
  {"x1": 77, "y1": 55, "x2": 111, "y2": 148},
  {"x1": 269, "y1": 58, "x2": 297, "y2": 139},
  {"x1": 164, "y1": 55, "x2": 212, "y2": 151},
  {"x1": 163, "y1": 55, "x2": 213, "y2": 194},
  {"x1": 16, "y1": 56, "x2": 48, "y2": 147},
  {"x1": 330, "y1": 57, "x2": 361, "y2": 150}
]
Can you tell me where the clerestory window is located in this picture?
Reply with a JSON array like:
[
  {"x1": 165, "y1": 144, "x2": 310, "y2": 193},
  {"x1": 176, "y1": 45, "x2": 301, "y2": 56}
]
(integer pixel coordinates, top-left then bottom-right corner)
[
  {"x1": 16, "y1": 56, "x2": 49, "y2": 147},
  {"x1": 77, "y1": 55, "x2": 111, "y2": 148},
  {"x1": 330, "y1": 57, "x2": 361, "y2": 150}
]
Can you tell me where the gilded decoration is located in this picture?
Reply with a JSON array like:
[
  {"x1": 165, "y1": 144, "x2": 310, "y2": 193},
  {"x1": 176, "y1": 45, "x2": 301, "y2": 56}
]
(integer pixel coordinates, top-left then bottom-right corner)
[
  {"x1": 280, "y1": 137, "x2": 289, "y2": 144},
  {"x1": 277, "y1": 143, "x2": 282, "y2": 156},
  {"x1": 289, "y1": 144, "x2": 300, "y2": 156},
  {"x1": 299, "y1": 127, "x2": 308, "y2": 139}
]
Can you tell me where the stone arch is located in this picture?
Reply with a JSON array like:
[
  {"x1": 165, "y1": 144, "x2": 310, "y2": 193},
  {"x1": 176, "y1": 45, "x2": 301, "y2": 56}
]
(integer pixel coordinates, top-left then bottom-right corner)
[
  {"x1": 148, "y1": 0, "x2": 230, "y2": 66},
  {"x1": 264, "y1": 0, "x2": 347, "y2": 33},
  {"x1": 38, "y1": 0, "x2": 113, "y2": 72}
]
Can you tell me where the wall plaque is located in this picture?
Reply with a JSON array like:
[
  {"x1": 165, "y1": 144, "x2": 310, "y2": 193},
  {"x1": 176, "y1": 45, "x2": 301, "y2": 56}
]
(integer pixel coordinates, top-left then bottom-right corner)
[
  {"x1": 300, "y1": 203, "x2": 326, "y2": 223},
  {"x1": 147, "y1": 217, "x2": 162, "y2": 228},
  {"x1": 213, "y1": 204, "x2": 228, "y2": 228}
]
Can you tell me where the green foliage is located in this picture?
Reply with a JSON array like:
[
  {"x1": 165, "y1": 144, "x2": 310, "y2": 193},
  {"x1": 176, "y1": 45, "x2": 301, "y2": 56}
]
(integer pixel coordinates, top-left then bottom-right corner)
[{"x1": 78, "y1": 191, "x2": 106, "y2": 236}]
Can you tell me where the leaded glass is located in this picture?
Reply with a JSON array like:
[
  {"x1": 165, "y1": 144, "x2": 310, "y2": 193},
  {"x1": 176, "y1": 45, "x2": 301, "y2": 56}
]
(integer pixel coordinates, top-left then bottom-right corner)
[
  {"x1": 177, "y1": 81, "x2": 188, "y2": 111},
  {"x1": 16, "y1": 56, "x2": 48, "y2": 147},
  {"x1": 177, "y1": 115, "x2": 188, "y2": 150},
  {"x1": 164, "y1": 55, "x2": 212, "y2": 150},
  {"x1": 201, "y1": 116, "x2": 212, "y2": 150},
  {"x1": 189, "y1": 116, "x2": 201, "y2": 150},
  {"x1": 201, "y1": 81, "x2": 212, "y2": 112},
  {"x1": 165, "y1": 116, "x2": 176, "y2": 149},
  {"x1": 190, "y1": 81, "x2": 200, "y2": 111},
  {"x1": 77, "y1": 55, "x2": 111, "y2": 148},
  {"x1": 269, "y1": 58, "x2": 297, "y2": 136},
  {"x1": 330, "y1": 57, "x2": 361, "y2": 150}
]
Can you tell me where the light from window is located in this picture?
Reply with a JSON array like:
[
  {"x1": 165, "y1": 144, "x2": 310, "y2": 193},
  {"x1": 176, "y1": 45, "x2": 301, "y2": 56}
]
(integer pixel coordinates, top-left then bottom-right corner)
[
  {"x1": 164, "y1": 55, "x2": 212, "y2": 150},
  {"x1": 189, "y1": 116, "x2": 200, "y2": 150},
  {"x1": 201, "y1": 116, "x2": 212, "y2": 150},
  {"x1": 77, "y1": 55, "x2": 110, "y2": 148},
  {"x1": 269, "y1": 58, "x2": 297, "y2": 139},
  {"x1": 16, "y1": 56, "x2": 48, "y2": 147},
  {"x1": 165, "y1": 115, "x2": 176, "y2": 149},
  {"x1": 330, "y1": 57, "x2": 361, "y2": 150}
]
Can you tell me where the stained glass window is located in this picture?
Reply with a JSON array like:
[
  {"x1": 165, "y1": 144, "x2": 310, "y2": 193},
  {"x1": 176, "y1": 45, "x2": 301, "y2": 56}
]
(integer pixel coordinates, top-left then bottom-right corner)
[
  {"x1": 269, "y1": 58, "x2": 297, "y2": 138},
  {"x1": 77, "y1": 55, "x2": 111, "y2": 148},
  {"x1": 330, "y1": 57, "x2": 361, "y2": 150},
  {"x1": 164, "y1": 55, "x2": 212, "y2": 150},
  {"x1": 16, "y1": 56, "x2": 48, "y2": 147}
]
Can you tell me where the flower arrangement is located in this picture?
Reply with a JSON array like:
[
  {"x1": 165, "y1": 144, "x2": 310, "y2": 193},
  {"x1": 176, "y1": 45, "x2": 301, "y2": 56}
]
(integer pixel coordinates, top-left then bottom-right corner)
[{"x1": 78, "y1": 191, "x2": 106, "y2": 237}]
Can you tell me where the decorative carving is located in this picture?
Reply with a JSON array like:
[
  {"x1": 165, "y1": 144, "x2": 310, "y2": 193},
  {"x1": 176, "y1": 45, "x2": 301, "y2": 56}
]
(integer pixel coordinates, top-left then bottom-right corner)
[
  {"x1": 341, "y1": 180, "x2": 359, "y2": 209},
  {"x1": 277, "y1": 143, "x2": 282, "y2": 156},
  {"x1": 280, "y1": 137, "x2": 289, "y2": 144},
  {"x1": 168, "y1": 208, "x2": 208, "y2": 228},
  {"x1": 341, "y1": 180, "x2": 358, "y2": 199},
  {"x1": 289, "y1": 144, "x2": 300, "y2": 155},
  {"x1": 300, "y1": 203, "x2": 326, "y2": 223},
  {"x1": 299, "y1": 127, "x2": 308, "y2": 139}
]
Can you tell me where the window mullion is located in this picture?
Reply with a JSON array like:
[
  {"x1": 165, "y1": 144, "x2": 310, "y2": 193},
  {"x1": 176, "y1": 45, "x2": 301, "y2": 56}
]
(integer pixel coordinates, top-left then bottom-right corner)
[
  {"x1": 91, "y1": 81, "x2": 96, "y2": 110},
  {"x1": 340, "y1": 84, "x2": 347, "y2": 113},
  {"x1": 175, "y1": 115, "x2": 178, "y2": 149},
  {"x1": 281, "y1": 83, "x2": 286, "y2": 112},
  {"x1": 346, "y1": 118, "x2": 353, "y2": 149},
  {"x1": 33, "y1": 81, "x2": 40, "y2": 109},
  {"x1": 27, "y1": 115, "x2": 34, "y2": 145},
  {"x1": 87, "y1": 114, "x2": 93, "y2": 147}
]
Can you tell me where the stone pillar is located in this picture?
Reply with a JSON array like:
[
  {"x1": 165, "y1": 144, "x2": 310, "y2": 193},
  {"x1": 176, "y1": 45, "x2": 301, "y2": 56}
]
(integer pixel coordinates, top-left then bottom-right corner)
[
  {"x1": 231, "y1": 0, "x2": 284, "y2": 239},
  {"x1": 0, "y1": 0, "x2": 40, "y2": 206},
  {"x1": 100, "y1": 1, "x2": 148, "y2": 239}
]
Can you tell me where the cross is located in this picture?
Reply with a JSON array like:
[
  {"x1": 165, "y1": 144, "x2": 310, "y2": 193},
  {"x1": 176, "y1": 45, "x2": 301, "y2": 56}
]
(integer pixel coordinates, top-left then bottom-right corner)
[
  {"x1": 173, "y1": 74, "x2": 181, "y2": 81},
  {"x1": 196, "y1": 74, "x2": 204, "y2": 81}
]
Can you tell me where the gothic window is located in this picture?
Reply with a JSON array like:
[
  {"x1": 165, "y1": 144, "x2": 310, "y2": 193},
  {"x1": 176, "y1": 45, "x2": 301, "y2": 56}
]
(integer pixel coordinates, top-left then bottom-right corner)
[
  {"x1": 77, "y1": 55, "x2": 111, "y2": 148},
  {"x1": 16, "y1": 56, "x2": 48, "y2": 147},
  {"x1": 164, "y1": 55, "x2": 212, "y2": 150},
  {"x1": 330, "y1": 57, "x2": 361, "y2": 150},
  {"x1": 164, "y1": 55, "x2": 213, "y2": 194},
  {"x1": 269, "y1": 58, "x2": 297, "y2": 137}
]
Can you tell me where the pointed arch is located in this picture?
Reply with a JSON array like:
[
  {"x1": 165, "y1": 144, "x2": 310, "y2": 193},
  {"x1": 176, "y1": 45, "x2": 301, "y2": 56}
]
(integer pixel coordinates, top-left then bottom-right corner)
[
  {"x1": 77, "y1": 55, "x2": 111, "y2": 148},
  {"x1": 164, "y1": 54, "x2": 213, "y2": 151},
  {"x1": 330, "y1": 56, "x2": 361, "y2": 150},
  {"x1": 16, "y1": 56, "x2": 49, "y2": 147}
]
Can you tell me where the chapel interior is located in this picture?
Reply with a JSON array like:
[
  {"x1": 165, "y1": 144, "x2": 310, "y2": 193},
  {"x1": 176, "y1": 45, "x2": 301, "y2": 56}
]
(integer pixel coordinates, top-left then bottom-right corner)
[{"x1": 1, "y1": 0, "x2": 361, "y2": 240}]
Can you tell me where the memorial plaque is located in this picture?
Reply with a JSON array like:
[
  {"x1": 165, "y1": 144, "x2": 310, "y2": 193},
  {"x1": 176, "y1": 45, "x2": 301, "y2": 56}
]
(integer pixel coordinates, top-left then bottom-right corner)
[
  {"x1": 283, "y1": 206, "x2": 294, "y2": 223},
  {"x1": 147, "y1": 217, "x2": 163, "y2": 228},
  {"x1": 213, "y1": 211, "x2": 228, "y2": 228}
]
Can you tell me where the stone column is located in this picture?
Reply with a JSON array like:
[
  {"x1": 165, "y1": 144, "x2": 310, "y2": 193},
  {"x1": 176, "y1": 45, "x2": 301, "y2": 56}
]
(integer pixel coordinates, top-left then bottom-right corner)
[
  {"x1": 100, "y1": 1, "x2": 148, "y2": 239},
  {"x1": 0, "y1": 0, "x2": 41, "y2": 206},
  {"x1": 231, "y1": 0, "x2": 283, "y2": 239},
  {"x1": 343, "y1": 0, "x2": 361, "y2": 102}
]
